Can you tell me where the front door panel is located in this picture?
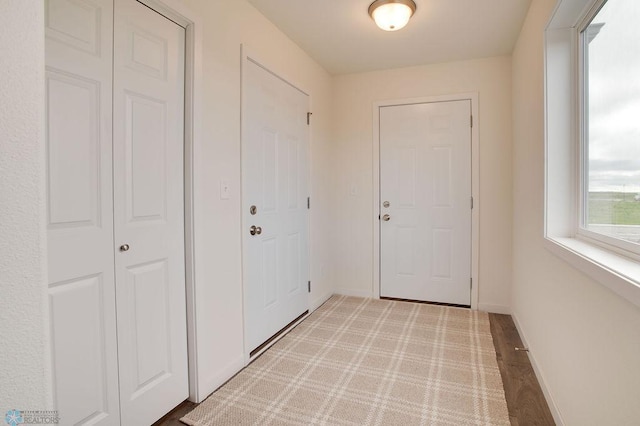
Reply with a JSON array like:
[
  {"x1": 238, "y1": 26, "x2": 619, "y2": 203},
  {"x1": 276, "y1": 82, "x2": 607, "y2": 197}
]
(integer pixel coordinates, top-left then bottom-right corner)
[
  {"x1": 380, "y1": 100, "x2": 472, "y2": 306},
  {"x1": 243, "y1": 59, "x2": 310, "y2": 354}
]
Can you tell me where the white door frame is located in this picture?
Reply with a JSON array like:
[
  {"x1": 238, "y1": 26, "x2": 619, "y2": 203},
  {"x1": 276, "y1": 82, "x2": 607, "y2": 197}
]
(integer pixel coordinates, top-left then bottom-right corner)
[
  {"x1": 134, "y1": 0, "x2": 203, "y2": 402},
  {"x1": 240, "y1": 45, "x2": 312, "y2": 362},
  {"x1": 372, "y1": 93, "x2": 480, "y2": 310}
]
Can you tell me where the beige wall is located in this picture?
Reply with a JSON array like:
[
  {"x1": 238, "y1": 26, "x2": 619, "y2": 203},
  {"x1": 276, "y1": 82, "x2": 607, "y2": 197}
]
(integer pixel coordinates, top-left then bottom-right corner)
[
  {"x1": 512, "y1": 0, "x2": 640, "y2": 424},
  {"x1": 331, "y1": 57, "x2": 513, "y2": 312},
  {"x1": 0, "y1": 0, "x2": 50, "y2": 411},
  {"x1": 179, "y1": 0, "x2": 335, "y2": 399}
]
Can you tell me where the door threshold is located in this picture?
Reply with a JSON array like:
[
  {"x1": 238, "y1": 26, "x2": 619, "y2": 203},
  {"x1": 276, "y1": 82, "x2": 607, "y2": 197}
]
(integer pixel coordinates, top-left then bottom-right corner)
[
  {"x1": 249, "y1": 310, "x2": 309, "y2": 359},
  {"x1": 380, "y1": 296, "x2": 470, "y2": 309}
]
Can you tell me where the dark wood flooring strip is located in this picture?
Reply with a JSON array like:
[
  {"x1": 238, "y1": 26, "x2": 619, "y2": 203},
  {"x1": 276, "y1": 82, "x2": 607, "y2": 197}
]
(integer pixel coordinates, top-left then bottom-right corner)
[
  {"x1": 489, "y1": 313, "x2": 556, "y2": 426},
  {"x1": 152, "y1": 400, "x2": 197, "y2": 426}
]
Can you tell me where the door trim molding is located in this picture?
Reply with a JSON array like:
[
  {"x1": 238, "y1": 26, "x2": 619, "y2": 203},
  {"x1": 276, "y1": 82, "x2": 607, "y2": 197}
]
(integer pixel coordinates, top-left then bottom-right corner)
[
  {"x1": 372, "y1": 93, "x2": 480, "y2": 310},
  {"x1": 137, "y1": 0, "x2": 203, "y2": 403}
]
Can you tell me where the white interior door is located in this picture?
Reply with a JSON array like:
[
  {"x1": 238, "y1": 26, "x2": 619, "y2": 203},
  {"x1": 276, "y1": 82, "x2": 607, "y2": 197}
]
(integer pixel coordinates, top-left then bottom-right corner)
[
  {"x1": 379, "y1": 100, "x2": 472, "y2": 306},
  {"x1": 243, "y1": 58, "x2": 310, "y2": 355},
  {"x1": 45, "y1": 0, "x2": 120, "y2": 424},
  {"x1": 113, "y1": 0, "x2": 188, "y2": 424},
  {"x1": 46, "y1": 1, "x2": 188, "y2": 424}
]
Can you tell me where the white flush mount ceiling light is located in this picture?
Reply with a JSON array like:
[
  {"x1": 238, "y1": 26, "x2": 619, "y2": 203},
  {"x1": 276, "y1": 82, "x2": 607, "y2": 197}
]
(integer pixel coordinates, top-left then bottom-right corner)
[{"x1": 368, "y1": 0, "x2": 417, "y2": 32}]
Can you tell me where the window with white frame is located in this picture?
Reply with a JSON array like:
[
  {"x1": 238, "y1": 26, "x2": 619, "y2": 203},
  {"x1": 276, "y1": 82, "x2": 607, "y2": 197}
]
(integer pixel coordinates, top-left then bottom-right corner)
[
  {"x1": 579, "y1": 0, "x2": 640, "y2": 254},
  {"x1": 544, "y1": 0, "x2": 640, "y2": 308}
]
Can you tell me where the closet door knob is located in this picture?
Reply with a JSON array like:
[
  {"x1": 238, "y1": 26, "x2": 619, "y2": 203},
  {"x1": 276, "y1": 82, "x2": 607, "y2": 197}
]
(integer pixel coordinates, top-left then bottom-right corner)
[{"x1": 120, "y1": 244, "x2": 130, "y2": 252}]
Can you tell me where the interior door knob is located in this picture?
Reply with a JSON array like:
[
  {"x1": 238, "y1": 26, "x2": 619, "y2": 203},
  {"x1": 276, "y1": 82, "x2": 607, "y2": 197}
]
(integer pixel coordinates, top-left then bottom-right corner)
[
  {"x1": 120, "y1": 244, "x2": 130, "y2": 252},
  {"x1": 382, "y1": 214, "x2": 391, "y2": 222}
]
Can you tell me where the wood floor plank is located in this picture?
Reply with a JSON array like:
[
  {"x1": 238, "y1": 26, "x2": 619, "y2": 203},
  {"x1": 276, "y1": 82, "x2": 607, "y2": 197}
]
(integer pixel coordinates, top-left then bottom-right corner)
[
  {"x1": 490, "y1": 313, "x2": 556, "y2": 426},
  {"x1": 490, "y1": 313, "x2": 531, "y2": 365},
  {"x1": 152, "y1": 400, "x2": 197, "y2": 426}
]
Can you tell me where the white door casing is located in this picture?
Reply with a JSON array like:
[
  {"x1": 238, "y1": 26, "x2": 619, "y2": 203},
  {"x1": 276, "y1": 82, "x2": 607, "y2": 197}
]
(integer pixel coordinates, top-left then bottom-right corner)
[
  {"x1": 45, "y1": 0, "x2": 120, "y2": 424},
  {"x1": 113, "y1": 0, "x2": 188, "y2": 424},
  {"x1": 242, "y1": 56, "x2": 310, "y2": 356},
  {"x1": 46, "y1": 0, "x2": 189, "y2": 424},
  {"x1": 379, "y1": 100, "x2": 472, "y2": 306}
]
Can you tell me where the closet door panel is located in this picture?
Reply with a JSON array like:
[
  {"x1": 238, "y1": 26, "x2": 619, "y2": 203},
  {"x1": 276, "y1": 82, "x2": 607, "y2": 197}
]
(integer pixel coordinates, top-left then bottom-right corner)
[
  {"x1": 45, "y1": 0, "x2": 120, "y2": 425},
  {"x1": 113, "y1": 0, "x2": 188, "y2": 424}
]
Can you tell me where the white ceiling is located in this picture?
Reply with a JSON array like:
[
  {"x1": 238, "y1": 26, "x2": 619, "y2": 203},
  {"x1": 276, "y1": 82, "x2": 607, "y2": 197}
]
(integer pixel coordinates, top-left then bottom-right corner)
[{"x1": 246, "y1": 0, "x2": 533, "y2": 75}]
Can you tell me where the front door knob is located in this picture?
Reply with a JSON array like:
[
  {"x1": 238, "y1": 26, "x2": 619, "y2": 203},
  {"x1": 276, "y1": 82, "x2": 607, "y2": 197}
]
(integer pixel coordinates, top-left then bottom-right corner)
[
  {"x1": 250, "y1": 226, "x2": 257, "y2": 235},
  {"x1": 382, "y1": 214, "x2": 391, "y2": 222},
  {"x1": 120, "y1": 244, "x2": 130, "y2": 252}
]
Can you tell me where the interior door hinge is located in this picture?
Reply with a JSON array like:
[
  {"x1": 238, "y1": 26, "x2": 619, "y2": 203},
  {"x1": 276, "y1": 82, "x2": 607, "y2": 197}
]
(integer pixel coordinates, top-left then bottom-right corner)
[
  {"x1": 307, "y1": 112, "x2": 312, "y2": 125},
  {"x1": 307, "y1": 197, "x2": 310, "y2": 209},
  {"x1": 470, "y1": 115, "x2": 473, "y2": 128},
  {"x1": 308, "y1": 281, "x2": 311, "y2": 293},
  {"x1": 470, "y1": 277, "x2": 473, "y2": 289},
  {"x1": 471, "y1": 196, "x2": 474, "y2": 210}
]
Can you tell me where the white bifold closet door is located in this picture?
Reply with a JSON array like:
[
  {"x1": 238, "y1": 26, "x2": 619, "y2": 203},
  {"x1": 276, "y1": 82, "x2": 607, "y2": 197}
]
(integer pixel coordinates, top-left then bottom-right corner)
[{"x1": 45, "y1": 0, "x2": 188, "y2": 425}]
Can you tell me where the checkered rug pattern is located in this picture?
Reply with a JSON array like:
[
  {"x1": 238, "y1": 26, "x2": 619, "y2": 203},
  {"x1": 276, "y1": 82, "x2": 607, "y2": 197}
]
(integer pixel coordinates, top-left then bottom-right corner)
[{"x1": 181, "y1": 295, "x2": 510, "y2": 425}]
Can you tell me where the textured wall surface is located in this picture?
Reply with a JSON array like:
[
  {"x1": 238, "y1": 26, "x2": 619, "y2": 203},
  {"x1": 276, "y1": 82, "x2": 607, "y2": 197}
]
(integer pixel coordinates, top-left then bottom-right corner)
[
  {"x1": 0, "y1": 0, "x2": 50, "y2": 412},
  {"x1": 512, "y1": 0, "x2": 640, "y2": 424}
]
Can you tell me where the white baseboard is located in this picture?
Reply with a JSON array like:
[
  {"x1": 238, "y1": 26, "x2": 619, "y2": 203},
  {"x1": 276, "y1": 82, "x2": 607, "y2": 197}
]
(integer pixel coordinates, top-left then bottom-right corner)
[
  {"x1": 511, "y1": 313, "x2": 565, "y2": 426},
  {"x1": 310, "y1": 291, "x2": 333, "y2": 312},
  {"x1": 334, "y1": 287, "x2": 374, "y2": 298},
  {"x1": 194, "y1": 353, "x2": 245, "y2": 403},
  {"x1": 477, "y1": 303, "x2": 511, "y2": 314}
]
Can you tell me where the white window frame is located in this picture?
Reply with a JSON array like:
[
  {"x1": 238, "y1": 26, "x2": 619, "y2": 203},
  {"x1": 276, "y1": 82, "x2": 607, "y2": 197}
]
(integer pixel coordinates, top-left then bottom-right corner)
[{"x1": 545, "y1": 0, "x2": 640, "y2": 308}]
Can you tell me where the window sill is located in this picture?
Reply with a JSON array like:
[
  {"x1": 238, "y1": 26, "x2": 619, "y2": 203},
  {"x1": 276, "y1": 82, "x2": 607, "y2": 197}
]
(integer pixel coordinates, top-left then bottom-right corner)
[{"x1": 544, "y1": 236, "x2": 640, "y2": 308}]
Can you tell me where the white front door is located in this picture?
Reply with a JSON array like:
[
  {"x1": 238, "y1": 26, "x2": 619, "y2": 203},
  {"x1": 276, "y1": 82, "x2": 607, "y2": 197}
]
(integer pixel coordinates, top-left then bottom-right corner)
[
  {"x1": 379, "y1": 100, "x2": 472, "y2": 306},
  {"x1": 113, "y1": 0, "x2": 188, "y2": 424},
  {"x1": 243, "y1": 58, "x2": 310, "y2": 355}
]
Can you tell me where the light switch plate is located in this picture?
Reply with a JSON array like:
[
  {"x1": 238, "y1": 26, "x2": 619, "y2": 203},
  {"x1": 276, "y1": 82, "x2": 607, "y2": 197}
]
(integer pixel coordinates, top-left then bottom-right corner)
[{"x1": 220, "y1": 180, "x2": 231, "y2": 200}]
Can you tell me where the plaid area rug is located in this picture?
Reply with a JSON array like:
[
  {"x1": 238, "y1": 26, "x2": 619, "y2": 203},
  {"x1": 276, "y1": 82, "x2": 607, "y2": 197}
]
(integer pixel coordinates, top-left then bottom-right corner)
[{"x1": 181, "y1": 295, "x2": 510, "y2": 425}]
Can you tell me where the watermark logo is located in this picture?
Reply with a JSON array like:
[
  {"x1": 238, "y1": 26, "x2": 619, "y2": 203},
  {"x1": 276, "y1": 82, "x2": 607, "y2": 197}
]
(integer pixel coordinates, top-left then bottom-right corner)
[
  {"x1": 5, "y1": 410, "x2": 23, "y2": 426},
  {"x1": 4, "y1": 410, "x2": 58, "y2": 425}
]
